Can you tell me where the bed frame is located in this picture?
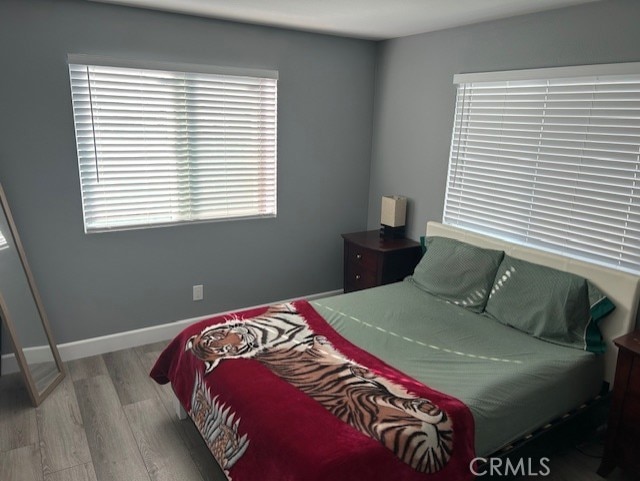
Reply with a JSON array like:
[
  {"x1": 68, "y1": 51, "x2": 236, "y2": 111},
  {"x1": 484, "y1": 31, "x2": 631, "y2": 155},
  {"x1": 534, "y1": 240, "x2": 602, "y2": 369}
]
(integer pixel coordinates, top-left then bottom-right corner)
[{"x1": 426, "y1": 221, "x2": 640, "y2": 387}]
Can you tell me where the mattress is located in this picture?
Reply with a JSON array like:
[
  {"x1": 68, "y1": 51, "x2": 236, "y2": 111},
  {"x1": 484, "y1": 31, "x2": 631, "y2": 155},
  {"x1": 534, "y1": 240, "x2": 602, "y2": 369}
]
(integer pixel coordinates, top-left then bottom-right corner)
[{"x1": 311, "y1": 279, "x2": 604, "y2": 456}]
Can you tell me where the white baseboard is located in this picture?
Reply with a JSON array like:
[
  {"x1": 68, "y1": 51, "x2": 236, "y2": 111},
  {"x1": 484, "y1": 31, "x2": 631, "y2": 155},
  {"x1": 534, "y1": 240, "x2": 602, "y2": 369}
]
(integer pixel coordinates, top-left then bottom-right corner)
[
  {"x1": 1, "y1": 289, "x2": 342, "y2": 376},
  {"x1": 1, "y1": 345, "x2": 57, "y2": 377}
]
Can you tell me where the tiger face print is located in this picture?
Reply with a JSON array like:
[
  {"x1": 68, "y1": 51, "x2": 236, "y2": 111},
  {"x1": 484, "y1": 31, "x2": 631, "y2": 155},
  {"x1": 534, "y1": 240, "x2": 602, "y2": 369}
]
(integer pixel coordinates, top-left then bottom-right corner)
[
  {"x1": 186, "y1": 303, "x2": 454, "y2": 474},
  {"x1": 186, "y1": 304, "x2": 312, "y2": 374},
  {"x1": 186, "y1": 323, "x2": 257, "y2": 373}
]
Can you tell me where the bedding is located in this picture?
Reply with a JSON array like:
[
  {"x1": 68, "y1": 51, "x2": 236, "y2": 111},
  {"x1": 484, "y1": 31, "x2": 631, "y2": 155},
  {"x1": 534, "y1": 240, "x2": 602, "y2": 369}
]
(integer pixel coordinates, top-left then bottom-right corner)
[
  {"x1": 588, "y1": 281, "x2": 615, "y2": 322},
  {"x1": 411, "y1": 236, "x2": 504, "y2": 312},
  {"x1": 151, "y1": 300, "x2": 475, "y2": 481},
  {"x1": 312, "y1": 280, "x2": 604, "y2": 456},
  {"x1": 585, "y1": 281, "x2": 616, "y2": 354},
  {"x1": 484, "y1": 255, "x2": 614, "y2": 353}
]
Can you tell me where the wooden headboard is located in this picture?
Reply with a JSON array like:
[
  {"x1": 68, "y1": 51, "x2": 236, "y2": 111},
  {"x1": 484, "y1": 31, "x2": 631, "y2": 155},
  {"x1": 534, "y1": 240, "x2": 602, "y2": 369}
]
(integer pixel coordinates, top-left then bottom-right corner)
[{"x1": 426, "y1": 221, "x2": 640, "y2": 386}]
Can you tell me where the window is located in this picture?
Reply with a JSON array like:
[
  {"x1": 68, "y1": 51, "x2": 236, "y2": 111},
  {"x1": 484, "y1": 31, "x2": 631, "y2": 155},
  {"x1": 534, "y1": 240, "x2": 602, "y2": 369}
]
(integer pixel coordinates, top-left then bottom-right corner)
[
  {"x1": 444, "y1": 63, "x2": 640, "y2": 273},
  {"x1": 68, "y1": 55, "x2": 278, "y2": 233}
]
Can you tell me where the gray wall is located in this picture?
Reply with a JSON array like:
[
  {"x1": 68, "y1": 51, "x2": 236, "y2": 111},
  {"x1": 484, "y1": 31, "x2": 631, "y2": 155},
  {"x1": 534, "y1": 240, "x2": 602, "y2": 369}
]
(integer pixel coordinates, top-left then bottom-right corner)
[
  {"x1": 368, "y1": 0, "x2": 640, "y2": 241},
  {"x1": 0, "y1": 0, "x2": 376, "y2": 349}
]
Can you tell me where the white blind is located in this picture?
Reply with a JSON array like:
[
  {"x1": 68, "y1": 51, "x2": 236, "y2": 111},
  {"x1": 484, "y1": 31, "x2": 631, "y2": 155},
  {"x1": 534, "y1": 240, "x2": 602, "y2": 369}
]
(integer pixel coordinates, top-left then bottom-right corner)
[
  {"x1": 68, "y1": 59, "x2": 278, "y2": 233},
  {"x1": 445, "y1": 67, "x2": 640, "y2": 273}
]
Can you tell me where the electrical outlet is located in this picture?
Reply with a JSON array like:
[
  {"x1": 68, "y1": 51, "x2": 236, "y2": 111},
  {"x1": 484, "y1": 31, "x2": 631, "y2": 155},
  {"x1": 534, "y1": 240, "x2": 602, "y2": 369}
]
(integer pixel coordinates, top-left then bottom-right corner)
[{"x1": 193, "y1": 284, "x2": 203, "y2": 301}]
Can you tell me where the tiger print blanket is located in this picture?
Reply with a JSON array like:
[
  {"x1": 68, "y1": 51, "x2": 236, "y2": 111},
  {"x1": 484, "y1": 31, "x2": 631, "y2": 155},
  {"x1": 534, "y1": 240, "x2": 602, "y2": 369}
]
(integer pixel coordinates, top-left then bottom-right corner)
[{"x1": 151, "y1": 300, "x2": 475, "y2": 481}]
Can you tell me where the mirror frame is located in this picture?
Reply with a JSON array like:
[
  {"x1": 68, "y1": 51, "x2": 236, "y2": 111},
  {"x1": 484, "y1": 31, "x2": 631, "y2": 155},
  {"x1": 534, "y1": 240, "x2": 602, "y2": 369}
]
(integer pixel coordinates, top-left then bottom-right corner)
[{"x1": 0, "y1": 184, "x2": 64, "y2": 406}]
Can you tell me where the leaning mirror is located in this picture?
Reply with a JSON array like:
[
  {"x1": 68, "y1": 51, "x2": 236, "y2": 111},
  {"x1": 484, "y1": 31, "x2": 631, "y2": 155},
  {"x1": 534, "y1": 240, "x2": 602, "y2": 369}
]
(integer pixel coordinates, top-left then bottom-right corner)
[{"x1": 0, "y1": 184, "x2": 64, "y2": 406}]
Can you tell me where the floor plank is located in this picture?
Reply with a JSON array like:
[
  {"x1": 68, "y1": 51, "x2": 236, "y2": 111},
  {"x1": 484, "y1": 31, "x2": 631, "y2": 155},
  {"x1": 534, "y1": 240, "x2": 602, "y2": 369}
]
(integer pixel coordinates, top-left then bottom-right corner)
[
  {"x1": 44, "y1": 463, "x2": 98, "y2": 481},
  {"x1": 103, "y1": 349, "x2": 158, "y2": 406},
  {"x1": 0, "y1": 444, "x2": 43, "y2": 481},
  {"x1": 174, "y1": 418, "x2": 227, "y2": 481},
  {"x1": 133, "y1": 346, "x2": 176, "y2": 420},
  {"x1": 67, "y1": 355, "x2": 109, "y2": 383},
  {"x1": 73, "y1": 374, "x2": 150, "y2": 481},
  {"x1": 0, "y1": 373, "x2": 38, "y2": 453},
  {"x1": 37, "y1": 374, "x2": 91, "y2": 475},
  {"x1": 124, "y1": 398, "x2": 205, "y2": 481},
  {"x1": 133, "y1": 345, "x2": 226, "y2": 481}
]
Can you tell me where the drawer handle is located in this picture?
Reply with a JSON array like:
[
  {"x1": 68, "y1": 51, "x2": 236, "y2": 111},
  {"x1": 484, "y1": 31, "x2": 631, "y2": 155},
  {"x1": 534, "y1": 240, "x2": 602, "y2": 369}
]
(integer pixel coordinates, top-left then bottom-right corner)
[
  {"x1": 355, "y1": 274, "x2": 361, "y2": 280},
  {"x1": 356, "y1": 253, "x2": 362, "y2": 260}
]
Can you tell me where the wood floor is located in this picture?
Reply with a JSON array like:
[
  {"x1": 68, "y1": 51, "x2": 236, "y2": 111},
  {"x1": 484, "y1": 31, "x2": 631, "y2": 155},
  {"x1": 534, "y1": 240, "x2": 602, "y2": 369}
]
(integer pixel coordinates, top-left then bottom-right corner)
[
  {"x1": 0, "y1": 341, "x2": 225, "y2": 481},
  {"x1": 0, "y1": 341, "x2": 635, "y2": 481}
]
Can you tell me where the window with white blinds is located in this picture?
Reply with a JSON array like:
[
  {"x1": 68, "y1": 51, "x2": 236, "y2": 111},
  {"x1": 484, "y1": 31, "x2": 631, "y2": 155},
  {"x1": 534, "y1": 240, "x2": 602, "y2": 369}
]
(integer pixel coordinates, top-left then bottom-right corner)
[
  {"x1": 68, "y1": 56, "x2": 278, "y2": 233},
  {"x1": 444, "y1": 63, "x2": 640, "y2": 273}
]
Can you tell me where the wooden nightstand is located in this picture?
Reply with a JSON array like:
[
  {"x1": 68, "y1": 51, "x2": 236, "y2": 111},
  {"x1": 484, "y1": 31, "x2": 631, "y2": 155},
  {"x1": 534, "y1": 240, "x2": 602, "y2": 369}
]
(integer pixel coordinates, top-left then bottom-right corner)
[
  {"x1": 598, "y1": 330, "x2": 640, "y2": 477},
  {"x1": 342, "y1": 230, "x2": 422, "y2": 293}
]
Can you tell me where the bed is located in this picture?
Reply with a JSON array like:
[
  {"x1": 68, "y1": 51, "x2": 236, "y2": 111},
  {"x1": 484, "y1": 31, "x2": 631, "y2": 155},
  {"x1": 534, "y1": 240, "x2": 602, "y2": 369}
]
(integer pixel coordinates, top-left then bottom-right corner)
[{"x1": 151, "y1": 221, "x2": 640, "y2": 480}]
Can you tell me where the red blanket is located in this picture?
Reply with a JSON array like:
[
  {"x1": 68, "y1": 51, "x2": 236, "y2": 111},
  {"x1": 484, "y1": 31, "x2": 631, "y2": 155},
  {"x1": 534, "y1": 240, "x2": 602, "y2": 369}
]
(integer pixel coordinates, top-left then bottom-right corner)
[{"x1": 151, "y1": 301, "x2": 475, "y2": 481}]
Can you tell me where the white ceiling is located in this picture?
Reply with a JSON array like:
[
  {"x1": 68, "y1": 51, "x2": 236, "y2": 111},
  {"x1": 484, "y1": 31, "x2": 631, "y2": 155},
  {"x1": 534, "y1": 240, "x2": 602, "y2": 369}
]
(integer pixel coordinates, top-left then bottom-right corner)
[{"x1": 91, "y1": 0, "x2": 599, "y2": 40}]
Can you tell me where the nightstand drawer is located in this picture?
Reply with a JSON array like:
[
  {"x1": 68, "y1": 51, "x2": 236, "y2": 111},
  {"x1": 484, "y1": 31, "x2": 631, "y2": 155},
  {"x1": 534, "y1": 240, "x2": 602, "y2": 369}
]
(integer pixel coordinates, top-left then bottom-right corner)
[
  {"x1": 620, "y1": 395, "x2": 640, "y2": 435},
  {"x1": 344, "y1": 266, "x2": 378, "y2": 292},
  {"x1": 621, "y1": 357, "x2": 640, "y2": 436},
  {"x1": 346, "y1": 245, "x2": 379, "y2": 273},
  {"x1": 627, "y1": 357, "x2": 640, "y2": 398},
  {"x1": 614, "y1": 429, "x2": 640, "y2": 471}
]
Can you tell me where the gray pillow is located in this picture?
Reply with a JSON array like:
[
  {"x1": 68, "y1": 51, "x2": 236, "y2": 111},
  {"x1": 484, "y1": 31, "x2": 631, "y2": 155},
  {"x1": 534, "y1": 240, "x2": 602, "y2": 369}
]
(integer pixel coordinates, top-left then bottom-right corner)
[
  {"x1": 484, "y1": 255, "x2": 610, "y2": 352},
  {"x1": 410, "y1": 236, "x2": 504, "y2": 312}
]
